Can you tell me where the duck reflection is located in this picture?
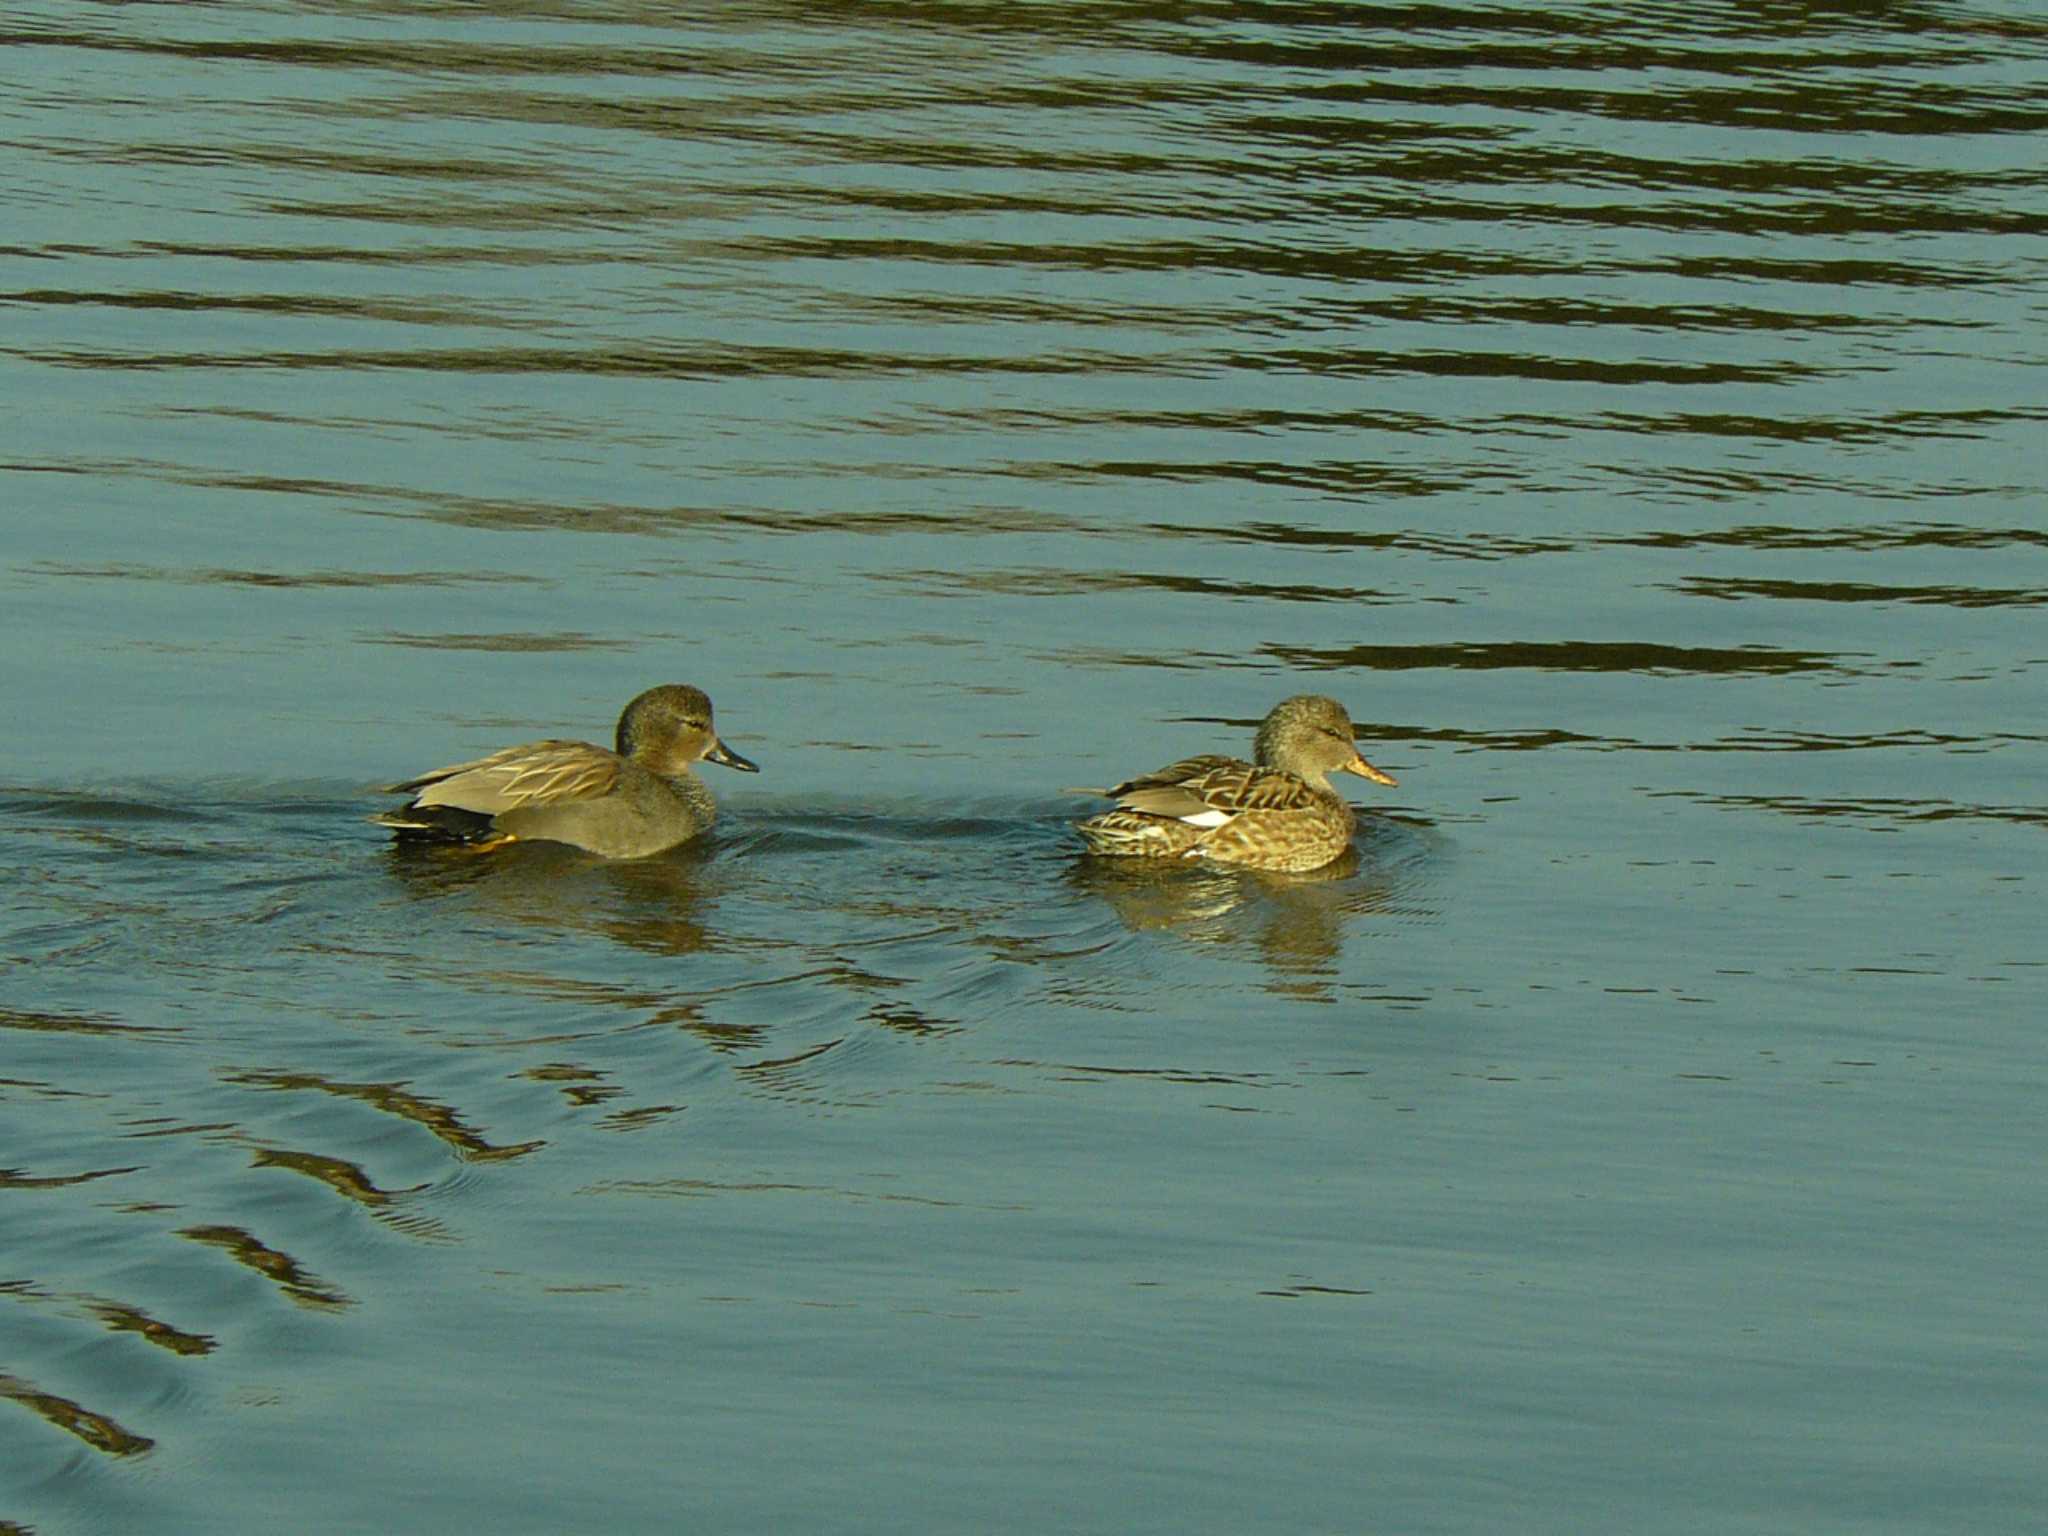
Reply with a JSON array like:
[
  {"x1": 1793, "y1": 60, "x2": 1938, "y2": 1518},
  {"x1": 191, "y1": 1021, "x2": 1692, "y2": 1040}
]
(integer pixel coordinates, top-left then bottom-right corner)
[
  {"x1": 1070, "y1": 835, "x2": 1407, "y2": 1000},
  {"x1": 381, "y1": 836, "x2": 722, "y2": 957}
]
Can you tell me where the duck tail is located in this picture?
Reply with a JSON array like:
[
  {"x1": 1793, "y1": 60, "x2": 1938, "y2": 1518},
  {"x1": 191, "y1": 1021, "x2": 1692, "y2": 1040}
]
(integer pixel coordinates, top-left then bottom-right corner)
[{"x1": 1075, "y1": 811, "x2": 1204, "y2": 859}]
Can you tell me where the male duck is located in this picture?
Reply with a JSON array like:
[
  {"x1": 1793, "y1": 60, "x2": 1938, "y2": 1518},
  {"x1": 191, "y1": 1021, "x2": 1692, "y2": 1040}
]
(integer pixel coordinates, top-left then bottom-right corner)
[
  {"x1": 372, "y1": 684, "x2": 758, "y2": 858},
  {"x1": 1074, "y1": 695, "x2": 1395, "y2": 873}
]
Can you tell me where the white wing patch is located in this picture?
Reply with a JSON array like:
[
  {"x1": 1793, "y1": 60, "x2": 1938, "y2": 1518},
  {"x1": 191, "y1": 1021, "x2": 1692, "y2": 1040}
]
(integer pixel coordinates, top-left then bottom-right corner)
[{"x1": 1179, "y1": 809, "x2": 1233, "y2": 829}]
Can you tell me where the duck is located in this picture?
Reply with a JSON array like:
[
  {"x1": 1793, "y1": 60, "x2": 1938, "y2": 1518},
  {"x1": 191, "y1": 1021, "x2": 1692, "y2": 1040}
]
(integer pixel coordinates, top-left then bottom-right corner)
[
  {"x1": 371, "y1": 684, "x2": 758, "y2": 858},
  {"x1": 1073, "y1": 695, "x2": 1395, "y2": 873}
]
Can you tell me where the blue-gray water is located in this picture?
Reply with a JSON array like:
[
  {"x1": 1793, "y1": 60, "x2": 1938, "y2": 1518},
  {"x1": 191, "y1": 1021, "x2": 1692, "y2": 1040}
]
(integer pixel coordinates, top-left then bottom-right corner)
[{"x1": 4, "y1": 3, "x2": 2046, "y2": 1531}]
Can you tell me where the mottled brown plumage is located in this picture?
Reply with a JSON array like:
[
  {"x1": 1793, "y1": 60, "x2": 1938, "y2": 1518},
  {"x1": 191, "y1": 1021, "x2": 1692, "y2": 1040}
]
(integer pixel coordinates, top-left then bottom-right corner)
[
  {"x1": 1074, "y1": 695, "x2": 1396, "y2": 872},
  {"x1": 372, "y1": 684, "x2": 758, "y2": 858}
]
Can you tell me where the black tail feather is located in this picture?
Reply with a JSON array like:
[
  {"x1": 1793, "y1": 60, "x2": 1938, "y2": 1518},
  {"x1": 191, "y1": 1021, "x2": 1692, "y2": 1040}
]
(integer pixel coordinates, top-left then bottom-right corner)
[{"x1": 369, "y1": 805, "x2": 500, "y2": 843}]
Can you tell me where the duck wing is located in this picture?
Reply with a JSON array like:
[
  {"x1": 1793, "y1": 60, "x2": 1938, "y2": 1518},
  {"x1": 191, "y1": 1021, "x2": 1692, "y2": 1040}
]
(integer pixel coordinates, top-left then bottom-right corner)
[
  {"x1": 385, "y1": 739, "x2": 622, "y2": 814},
  {"x1": 1109, "y1": 755, "x2": 1318, "y2": 821}
]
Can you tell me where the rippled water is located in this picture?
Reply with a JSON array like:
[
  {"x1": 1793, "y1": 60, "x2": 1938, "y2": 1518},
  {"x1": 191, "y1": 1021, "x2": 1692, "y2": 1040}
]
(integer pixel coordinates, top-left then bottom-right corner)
[{"x1": 4, "y1": 3, "x2": 2046, "y2": 1531}]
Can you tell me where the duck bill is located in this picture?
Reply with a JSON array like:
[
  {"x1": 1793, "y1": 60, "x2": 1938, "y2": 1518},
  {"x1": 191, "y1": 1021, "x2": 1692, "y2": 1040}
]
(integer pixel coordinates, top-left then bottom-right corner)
[
  {"x1": 1345, "y1": 752, "x2": 1397, "y2": 788},
  {"x1": 705, "y1": 738, "x2": 760, "y2": 773}
]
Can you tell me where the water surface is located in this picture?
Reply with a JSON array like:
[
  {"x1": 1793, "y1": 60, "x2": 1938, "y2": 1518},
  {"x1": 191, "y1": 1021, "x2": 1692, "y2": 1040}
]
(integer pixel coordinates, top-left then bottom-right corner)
[{"x1": 3, "y1": 3, "x2": 2046, "y2": 1532}]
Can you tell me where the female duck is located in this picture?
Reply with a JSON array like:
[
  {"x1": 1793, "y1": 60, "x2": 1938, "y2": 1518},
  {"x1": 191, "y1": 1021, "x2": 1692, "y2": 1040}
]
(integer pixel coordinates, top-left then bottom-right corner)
[
  {"x1": 373, "y1": 684, "x2": 758, "y2": 858},
  {"x1": 1074, "y1": 695, "x2": 1395, "y2": 873}
]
